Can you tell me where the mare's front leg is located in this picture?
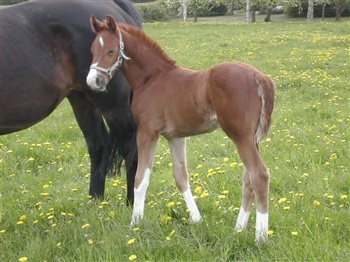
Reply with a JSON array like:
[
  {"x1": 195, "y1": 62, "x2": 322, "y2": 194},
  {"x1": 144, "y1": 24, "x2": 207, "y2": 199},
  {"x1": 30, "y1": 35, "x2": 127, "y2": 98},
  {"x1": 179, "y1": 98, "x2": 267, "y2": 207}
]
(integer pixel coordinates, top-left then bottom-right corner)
[
  {"x1": 131, "y1": 128, "x2": 159, "y2": 226},
  {"x1": 168, "y1": 137, "x2": 202, "y2": 223},
  {"x1": 68, "y1": 92, "x2": 108, "y2": 198}
]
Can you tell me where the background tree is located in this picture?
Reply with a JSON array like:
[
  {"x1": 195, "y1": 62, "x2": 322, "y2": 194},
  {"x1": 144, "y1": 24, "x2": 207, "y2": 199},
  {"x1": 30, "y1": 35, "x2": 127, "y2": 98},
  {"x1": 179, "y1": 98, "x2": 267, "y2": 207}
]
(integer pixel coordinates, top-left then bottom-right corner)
[
  {"x1": 332, "y1": 0, "x2": 349, "y2": 20},
  {"x1": 307, "y1": 0, "x2": 314, "y2": 20}
]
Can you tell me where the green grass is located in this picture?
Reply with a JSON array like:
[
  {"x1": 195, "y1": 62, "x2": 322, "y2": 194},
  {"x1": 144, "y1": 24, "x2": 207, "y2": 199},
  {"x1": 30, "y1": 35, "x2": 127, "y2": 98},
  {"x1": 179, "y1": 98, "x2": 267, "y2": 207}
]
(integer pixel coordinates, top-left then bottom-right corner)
[{"x1": 1, "y1": 20, "x2": 349, "y2": 261}]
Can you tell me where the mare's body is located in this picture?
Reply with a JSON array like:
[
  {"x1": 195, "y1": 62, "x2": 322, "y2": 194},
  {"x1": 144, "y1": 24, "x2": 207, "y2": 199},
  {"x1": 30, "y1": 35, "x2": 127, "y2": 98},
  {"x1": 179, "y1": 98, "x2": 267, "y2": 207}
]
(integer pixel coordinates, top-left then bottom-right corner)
[
  {"x1": 0, "y1": 0, "x2": 141, "y2": 202},
  {"x1": 87, "y1": 16, "x2": 275, "y2": 241}
]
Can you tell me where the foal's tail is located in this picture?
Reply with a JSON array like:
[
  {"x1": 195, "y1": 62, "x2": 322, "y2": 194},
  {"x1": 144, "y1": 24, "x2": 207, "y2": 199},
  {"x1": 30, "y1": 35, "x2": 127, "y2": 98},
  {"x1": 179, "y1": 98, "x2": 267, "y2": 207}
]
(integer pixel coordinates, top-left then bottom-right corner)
[{"x1": 255, "y1": 74, "x2": 275, "y2": 145}]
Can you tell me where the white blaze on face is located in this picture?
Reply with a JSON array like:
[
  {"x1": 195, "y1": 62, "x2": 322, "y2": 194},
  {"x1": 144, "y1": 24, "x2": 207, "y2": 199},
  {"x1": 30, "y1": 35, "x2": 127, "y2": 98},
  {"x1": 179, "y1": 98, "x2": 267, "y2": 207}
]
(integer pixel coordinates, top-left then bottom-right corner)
[{"x1": 99, "y1": 36, "x2": 104, "y2": 47}]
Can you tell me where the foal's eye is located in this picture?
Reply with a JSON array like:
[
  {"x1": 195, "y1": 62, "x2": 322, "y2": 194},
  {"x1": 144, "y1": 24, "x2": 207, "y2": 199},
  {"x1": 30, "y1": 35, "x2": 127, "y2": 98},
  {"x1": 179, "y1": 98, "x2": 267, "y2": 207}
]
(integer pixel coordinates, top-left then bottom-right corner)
[{"x1": 107, "y1": 50, "x2": 115, "y2": 56}]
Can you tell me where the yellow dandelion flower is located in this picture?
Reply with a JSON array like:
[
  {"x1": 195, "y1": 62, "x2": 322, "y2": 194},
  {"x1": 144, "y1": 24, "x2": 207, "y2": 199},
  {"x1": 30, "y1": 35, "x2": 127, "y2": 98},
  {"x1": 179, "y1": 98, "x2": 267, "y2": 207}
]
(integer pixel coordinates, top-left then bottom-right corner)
[
  {"x1": 56, "y1": 242, "x2": 62, "y2": 247},
  {"x1": 17, "y1": 221, "x2": 24, "y2": 225},
  {"x1": 313, "y1": 200, "x2": 321, "y2": 206},
  {"x1": 167, "y1": 202, "x2": 175, "y2": 208},
  {"x1": 168, "y1": 163, "x2": 173, "y2": 167},
  {"x1": 19, "y1": 215, "x2": 26, "y2": 221},
  {"x1": 166, "y1": 237, "x2": 171, "y2": 241},
  {"x1": 196, "y1": 164, "x2": 203, "y2": 169},
  {"x1": 18, "y1": 257, "x2": 28, "y2": 262},
  {"x1": 101, "y1": 201, "x2": 109, "y2": 205},
  {"x1": 278, "y1": 198, "x2": 287, "y2": 204},
  {"x1": 109, "y1": 211, "x2": 116, "y2": 218},
  {"x1": 230, "y1": 162, "x2": 238, "y2": 168},
  {"x1": 340, "y1": 195, "x2": 347, "y2": 200},
  {"x1": 291, "y1": 231, "x2": 298, "y2": 236},
  {"x1": 223, "y1": 157, "x2": 229, "y2": 162},
  {"x1": 283, "y1": 206, "x2": 290, "y2": 210},
  {"x1": 267, "y1": 230, "x2": 274, "y2": 236},
  {"x1": 218, "y1": 195, "x2": 226, "y2": 199},
  {"x1": 133, "y1": 227, "x2": 140, "y2": 232},
  {"x1": 200, "y1": 191, "x2": 209, "y2": 198},
  {"x1": 88, "y1": 239, "x2": 93, "y2": 245},
  {"x1": 0, "y1": 230, "x2": 6, "y2": 234},
  {"x1": 81, "y1": 223, "x2": 90, "y2": 229},
  {"x1": 194, "y1": 187, "x2": 202, "y2": 194},
  {"x1": 223, "y1": 190, "x2": 229, "y2": 194},
  {"x1": 128, "y1": 255, "x2": 137, "y2": 261},
  {"x1": 170, "y1": 230, "x2": 176, "y2": 236},
  {"x1": 128, "y1": 238, "x2": 135, "y2": 245},
  {"x1": 236, "y1": 229, "x2": 243, "y2": 233}
]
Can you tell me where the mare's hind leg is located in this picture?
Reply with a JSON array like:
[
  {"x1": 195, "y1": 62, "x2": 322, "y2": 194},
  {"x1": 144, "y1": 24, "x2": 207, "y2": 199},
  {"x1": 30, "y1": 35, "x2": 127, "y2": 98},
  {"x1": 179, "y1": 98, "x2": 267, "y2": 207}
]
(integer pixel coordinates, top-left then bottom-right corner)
[
  {"x1": 131, "y1": 129, "x2": 159, "y2": 226},
  {"x1": 168, "y1": 138, "x2": 202, "y2": 223}
]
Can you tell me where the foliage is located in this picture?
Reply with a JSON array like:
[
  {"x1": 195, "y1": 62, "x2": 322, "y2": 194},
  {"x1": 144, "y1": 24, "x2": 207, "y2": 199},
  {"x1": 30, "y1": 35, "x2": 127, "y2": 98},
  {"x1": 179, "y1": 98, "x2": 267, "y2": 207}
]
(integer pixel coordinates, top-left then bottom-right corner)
[
  {"x1": 162, "y1": 0, "x2": 228, "y2": 18},
  {"x1": 1, "y1": 20, "x2": 350, "y2": 261},
  {"x1": 285, "y1": 0, "x2": 350, "y2": 17},
  {"x1": 136, "y1": 2, "x2": 170, "y2": 22},
  {"x1": 0, "y1": 0, "x2": 26, "y2": 5}
]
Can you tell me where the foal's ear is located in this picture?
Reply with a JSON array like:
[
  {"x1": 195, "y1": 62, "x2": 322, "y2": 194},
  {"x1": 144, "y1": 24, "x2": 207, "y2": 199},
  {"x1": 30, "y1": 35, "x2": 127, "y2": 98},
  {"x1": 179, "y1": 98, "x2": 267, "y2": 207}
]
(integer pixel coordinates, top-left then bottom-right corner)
[
  {"x1": 90, "y1": 15, "x2": 103, "y2": 33},
  {"x1": 106, "y1": 15, "x2": 117, "y2": 32}
]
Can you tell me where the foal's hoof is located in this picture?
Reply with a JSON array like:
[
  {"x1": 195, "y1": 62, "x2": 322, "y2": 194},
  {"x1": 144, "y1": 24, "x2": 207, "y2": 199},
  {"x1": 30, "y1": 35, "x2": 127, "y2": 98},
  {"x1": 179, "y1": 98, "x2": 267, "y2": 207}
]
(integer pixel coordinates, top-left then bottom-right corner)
[
  {"x1": 255, "y1": 232, "x2": 268, "y2": 244},
  {"x1": 190, "y1": 214, "x2": 202, "y2": 224}
]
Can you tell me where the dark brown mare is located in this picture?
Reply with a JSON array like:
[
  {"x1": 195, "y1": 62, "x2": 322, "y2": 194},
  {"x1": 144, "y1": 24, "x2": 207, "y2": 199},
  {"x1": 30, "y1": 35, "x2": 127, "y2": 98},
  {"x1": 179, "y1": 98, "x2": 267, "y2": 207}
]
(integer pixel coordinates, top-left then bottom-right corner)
[
  {"x1": 0, "y1": 1, "x2": 141, "y2": 203},
  {"x1": 87, "y1": 15, "x2": 275, "y2": 242}
]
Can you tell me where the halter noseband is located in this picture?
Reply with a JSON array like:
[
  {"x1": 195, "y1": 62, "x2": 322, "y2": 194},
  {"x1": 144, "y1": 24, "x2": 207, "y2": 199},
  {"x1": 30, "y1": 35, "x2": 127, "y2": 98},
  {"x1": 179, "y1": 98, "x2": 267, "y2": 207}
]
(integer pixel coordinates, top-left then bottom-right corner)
[{"x1": 90, "y1": 30, "x2": 130, "y2": 79}]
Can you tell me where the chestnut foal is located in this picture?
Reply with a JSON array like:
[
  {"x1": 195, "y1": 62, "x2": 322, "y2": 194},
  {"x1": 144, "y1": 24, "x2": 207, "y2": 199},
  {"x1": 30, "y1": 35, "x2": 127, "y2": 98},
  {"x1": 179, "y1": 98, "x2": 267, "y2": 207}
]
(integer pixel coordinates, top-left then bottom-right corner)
[{"x1": 86, "y1": 15, "x2": 275, "y2": 242}]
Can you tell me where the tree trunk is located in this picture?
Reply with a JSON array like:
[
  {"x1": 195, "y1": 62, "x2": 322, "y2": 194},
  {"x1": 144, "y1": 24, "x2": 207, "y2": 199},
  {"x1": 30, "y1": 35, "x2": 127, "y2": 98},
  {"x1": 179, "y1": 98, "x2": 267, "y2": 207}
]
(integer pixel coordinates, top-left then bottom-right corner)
[
  {"x1": 194, "y1": 9, "x2": 198, "y2": 22},
  {"x1": 321, "y1": 4, "x2": 325, "y2": 21},
  {"x1": 183, "y1": 0, "x2": 188, "y2": 22},
  {"x1": 265, "y1": 8, "x2": 272, "y2": 22},
  {"x1": 227, "y1": 0, "x2": 235, "y2": 15},
  {"x1": 335, "y1": 4, "x2": 347, "y2": 21},
  {"x1": 246, "y1": 0, "x2": 250, "y2": 23},
  {"x1": 307, "y1": 0, "x2": 314, "y2": 21},
  {"x1": 335, "y1": 8, "x2": 341, "y2": 20},
  {"x1": 251, "y1": 10, "x2": 256, "y2": 22}
]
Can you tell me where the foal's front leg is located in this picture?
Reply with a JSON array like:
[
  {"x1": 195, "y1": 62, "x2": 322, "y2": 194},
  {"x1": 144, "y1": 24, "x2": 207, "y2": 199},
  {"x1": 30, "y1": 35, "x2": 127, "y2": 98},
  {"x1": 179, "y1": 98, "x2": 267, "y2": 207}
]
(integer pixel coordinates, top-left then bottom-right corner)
[
  {"x1": 130, "y1": 129, "x2": 159, "y2": 226},
  {"x1": 168, "y1": 137, "x2": 202, "y2": 223}
]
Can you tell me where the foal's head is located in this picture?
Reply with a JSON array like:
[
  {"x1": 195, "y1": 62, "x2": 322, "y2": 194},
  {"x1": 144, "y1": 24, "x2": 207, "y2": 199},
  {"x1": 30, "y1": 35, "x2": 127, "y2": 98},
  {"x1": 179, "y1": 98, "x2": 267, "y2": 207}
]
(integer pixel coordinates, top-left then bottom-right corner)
[{"x1": 86, "y1": 15, "x2": 129, "y2": 92}]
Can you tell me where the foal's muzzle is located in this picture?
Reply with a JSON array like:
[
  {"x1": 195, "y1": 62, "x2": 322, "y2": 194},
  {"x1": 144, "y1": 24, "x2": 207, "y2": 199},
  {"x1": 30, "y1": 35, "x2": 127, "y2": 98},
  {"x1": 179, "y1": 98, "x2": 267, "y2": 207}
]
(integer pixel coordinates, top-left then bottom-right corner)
[
  {"x1": 94, "y1": 75, "x2": 106, "y2": 89},
  {"x1": 86, "y1": 69, "x2": 108, "y2": 92}
]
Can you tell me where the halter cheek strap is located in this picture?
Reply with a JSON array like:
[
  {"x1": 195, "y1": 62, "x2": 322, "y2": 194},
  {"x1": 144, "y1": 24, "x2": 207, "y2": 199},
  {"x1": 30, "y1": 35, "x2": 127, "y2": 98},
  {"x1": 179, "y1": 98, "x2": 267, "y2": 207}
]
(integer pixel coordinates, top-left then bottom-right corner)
[{"x1": 90, "y1": 30, "x2": 130, "y2": 79}]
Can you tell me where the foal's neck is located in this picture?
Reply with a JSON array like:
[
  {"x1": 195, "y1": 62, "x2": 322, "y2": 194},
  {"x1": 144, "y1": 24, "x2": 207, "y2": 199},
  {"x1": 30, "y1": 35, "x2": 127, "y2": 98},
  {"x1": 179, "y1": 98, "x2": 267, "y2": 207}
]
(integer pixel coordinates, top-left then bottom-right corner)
[{"x1": 120, "y1": 25, "x2": 176, "y2": 91}]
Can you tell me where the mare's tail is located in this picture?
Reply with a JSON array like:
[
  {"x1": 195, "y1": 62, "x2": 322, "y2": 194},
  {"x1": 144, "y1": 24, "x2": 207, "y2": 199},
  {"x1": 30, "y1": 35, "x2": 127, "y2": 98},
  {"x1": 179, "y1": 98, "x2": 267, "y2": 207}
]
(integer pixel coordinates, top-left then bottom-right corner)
[{"x1": 254, "y1": 74, "x2": 275, "y2": 145}]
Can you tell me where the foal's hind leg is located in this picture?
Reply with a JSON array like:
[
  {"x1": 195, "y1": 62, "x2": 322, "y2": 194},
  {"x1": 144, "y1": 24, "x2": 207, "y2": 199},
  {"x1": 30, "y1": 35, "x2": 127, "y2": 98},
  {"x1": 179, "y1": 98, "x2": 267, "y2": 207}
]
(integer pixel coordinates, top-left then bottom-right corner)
[
  {"x1": 234, "y1": 139, "x2": 270, "y2": 242},
  {"x1": 235, "y1": 166, "x2": 254, "y2": 231},
  {"x1": 168, "y1": 137, "x2": 202, "y2": 223}
]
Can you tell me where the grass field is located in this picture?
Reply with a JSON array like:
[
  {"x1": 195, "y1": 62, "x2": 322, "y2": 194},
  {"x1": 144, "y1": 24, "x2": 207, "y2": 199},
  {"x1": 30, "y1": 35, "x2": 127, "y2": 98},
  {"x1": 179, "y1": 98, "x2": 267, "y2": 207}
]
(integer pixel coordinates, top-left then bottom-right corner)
[{"x1": 1, "y1": 19, "x2": 349, "y2": 261}]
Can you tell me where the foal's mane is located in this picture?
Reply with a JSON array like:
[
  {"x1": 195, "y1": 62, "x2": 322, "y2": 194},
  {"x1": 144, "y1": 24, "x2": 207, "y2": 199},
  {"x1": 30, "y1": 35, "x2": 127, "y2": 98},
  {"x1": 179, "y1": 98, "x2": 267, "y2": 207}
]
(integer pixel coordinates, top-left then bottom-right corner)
[{"x1": 117, "y1": 23, "x2": 176, "y2": 66}]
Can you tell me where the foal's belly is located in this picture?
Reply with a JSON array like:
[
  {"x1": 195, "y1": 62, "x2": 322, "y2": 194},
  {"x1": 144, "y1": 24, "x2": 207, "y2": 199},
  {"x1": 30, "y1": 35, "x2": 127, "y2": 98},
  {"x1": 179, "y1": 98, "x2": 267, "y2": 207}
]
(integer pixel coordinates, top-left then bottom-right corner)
[{"x1": 161, "y1": 112, "x2": 220, "y2": 138}]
